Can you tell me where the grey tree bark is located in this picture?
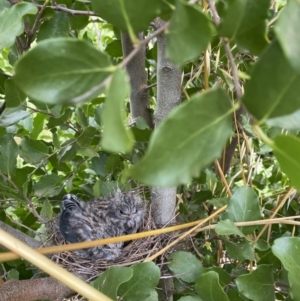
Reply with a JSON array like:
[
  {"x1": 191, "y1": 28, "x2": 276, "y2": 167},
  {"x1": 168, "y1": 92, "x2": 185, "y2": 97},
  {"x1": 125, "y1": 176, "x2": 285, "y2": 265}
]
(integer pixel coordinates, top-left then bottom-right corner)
[
  {"x1": 121, "y1": 32, "x2": 153, "y2": 128},
  {"x1": 151, "y1": 18, "x2": 181, "y2": 228}
]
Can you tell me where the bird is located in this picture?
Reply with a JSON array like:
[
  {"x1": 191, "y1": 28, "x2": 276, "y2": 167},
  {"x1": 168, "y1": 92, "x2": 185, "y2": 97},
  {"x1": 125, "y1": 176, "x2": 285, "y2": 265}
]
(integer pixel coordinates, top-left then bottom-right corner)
[{"x1": 59, "y1": 191, "x2": 145, "y2": 260}]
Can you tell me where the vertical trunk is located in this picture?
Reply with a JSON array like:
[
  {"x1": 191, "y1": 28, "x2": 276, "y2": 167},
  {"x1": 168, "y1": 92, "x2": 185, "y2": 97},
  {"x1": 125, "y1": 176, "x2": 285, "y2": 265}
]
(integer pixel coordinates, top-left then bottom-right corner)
[
  {"x1": 151, "y1": 18, "x2": 182, "y2": 301},
  {"x1": 121, "y1": 32, "x2": 153, "y2": 128},
  {"x1": 151, "y1": 18, "x2": 181, "y2": 227}
]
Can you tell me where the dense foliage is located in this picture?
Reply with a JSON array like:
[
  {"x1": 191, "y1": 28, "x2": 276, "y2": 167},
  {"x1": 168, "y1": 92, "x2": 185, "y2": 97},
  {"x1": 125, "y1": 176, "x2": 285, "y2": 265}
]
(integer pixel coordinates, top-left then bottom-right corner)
[{"x1": 1, "y1": 0, "x2": 300, "y2": 300}]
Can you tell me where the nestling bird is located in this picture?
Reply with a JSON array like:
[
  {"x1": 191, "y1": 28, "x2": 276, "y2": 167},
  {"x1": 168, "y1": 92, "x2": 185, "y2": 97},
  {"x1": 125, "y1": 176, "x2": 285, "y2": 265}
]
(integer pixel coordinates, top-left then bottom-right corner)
[{"x1": 59, "y1": 191, "x2": 145, "y2": 260}]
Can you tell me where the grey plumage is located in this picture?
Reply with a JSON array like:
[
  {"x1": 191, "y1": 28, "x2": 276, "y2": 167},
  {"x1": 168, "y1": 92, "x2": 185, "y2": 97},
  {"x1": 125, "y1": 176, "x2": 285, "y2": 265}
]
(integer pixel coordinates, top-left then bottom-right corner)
[{"x1": 59, "y1": 191, "x2": 145, "y2": 260}]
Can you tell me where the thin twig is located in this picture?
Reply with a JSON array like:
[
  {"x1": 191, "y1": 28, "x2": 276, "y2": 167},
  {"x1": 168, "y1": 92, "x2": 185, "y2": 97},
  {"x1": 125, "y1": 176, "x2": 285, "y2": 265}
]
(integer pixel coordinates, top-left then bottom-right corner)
[
  {"x1": 0, "y1": 172, "x2": 44, "y2": 223},
  {"x1": 208, "y1": 0, "x2": 242, "y2": 102},
  {"x1": 36, "y1": 3, "x2": 98, "y2": 16}
]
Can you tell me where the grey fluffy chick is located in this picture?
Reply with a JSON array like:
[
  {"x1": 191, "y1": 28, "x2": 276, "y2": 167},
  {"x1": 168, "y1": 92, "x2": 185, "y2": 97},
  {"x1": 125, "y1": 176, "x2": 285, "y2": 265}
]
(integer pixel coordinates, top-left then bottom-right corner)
[{"x1": 59, "y1": 191, "x2": 145, "y2": 260}]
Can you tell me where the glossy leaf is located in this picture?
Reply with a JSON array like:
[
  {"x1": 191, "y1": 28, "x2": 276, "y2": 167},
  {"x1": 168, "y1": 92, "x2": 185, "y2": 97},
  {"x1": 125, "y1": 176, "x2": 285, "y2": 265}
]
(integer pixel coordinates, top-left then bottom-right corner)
[
  {"x1": 0, "y1": 2, "x2": 37, "y2": 50},
  {"x1": 118, "y1": 262, "x2": 160, "y2": 301},
  {"x1": 68, "y1": 2, "x2": 89, "y2": 31},
  {"x1": 203, "y1": 267, "x2": 231, "y2": 286},
  {"x1": 77, "y1": 127, "x2": 98, "y2": 148},
  {"x1": 272, "y1": 237, "x2": 300, "y2": 301},
  {"x1": 194, "y1": 271, "x2": 230, "y2": 301},
  {"x1": 218, "y1": 0, "x2": 248, "y2": 39},
  {"x1": 233, "y1": 0, "x2": 270, "y2": 55},
  {"x1": 19, "y1": 136, "x2": 49, "y2": 163},
  {"x1": 4, "y1": 79, "x2": 26, "y2": 108},
  {"x1": 37, "y1": 11, "x2": 69, "y2": 41},
  {"x1": 236, "y1": 265, "x2": 275, "y2": 301},
  {"x1": 215, "y1": 219, "x2": 246, "y2": 238},
  {"x1": 130, "y1": 88, "x2": 233, "y2": 187},
  {"x1": 266, "y1": 109, "x2": 300, "y2": 130},
  {"x1": 168, "y1": 251, "x2": 203, "y2": 283},
  {"x1": 92, "y1": 266, "x2": 133, "y2": 301},
  {"x1": 226, "y1": 186, "x2": 262, "y2": 234},
  {"x1": 91, "y1": 0, "x2": 171, "y2": 33},
  {"x1": 101, "y1": 68, "x2": 134, "y2": 153},
  {"x1": 33, "y1": 174, "x2": 63, "y2": 197},
  {"x1": 0, "y1": 134, "x2": 18, "y2": 177},
  {"x1": 272, "y1": 135, "x2": 300, "y2": 190},
  {"x1": 275, "y1": 0, "x2": 300, "y2": 72},
  {"x1": 224, "y1": 239, "x2": 255, "y2": 261},
  {"x1": 13, "y1": 38, "x2": 112, "y2": 104},
  {"x1": 0, "y1": 110, "x2": 30, "y2": 127},
  {"x1": 178, "y1": 297, "x2": 202, "y2": 301},
  {"x1": 242, "y1": 41, "x2": 300, "y2": 122},
  {"x1": 166, "y1": 0, "x2": 214, "y2": 66}
]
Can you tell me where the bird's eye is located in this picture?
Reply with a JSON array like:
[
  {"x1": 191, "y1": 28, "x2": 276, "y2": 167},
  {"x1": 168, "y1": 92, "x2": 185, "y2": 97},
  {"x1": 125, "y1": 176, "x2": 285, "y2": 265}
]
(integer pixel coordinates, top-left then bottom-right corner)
[{"x1": 119, "y1": 210, "x2": 124, "y2": 215}]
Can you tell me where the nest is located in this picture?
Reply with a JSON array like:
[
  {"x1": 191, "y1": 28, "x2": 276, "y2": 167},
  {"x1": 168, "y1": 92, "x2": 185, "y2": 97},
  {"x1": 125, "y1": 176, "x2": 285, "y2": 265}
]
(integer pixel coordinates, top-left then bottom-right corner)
[{"x1": 47, "y1": 208, "x2": 177, "y2": 281}]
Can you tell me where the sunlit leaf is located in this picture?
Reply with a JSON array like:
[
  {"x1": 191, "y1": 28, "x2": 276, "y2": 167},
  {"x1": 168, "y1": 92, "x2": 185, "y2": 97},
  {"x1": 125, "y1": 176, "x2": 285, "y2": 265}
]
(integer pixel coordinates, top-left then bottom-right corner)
[
  {"x1": 130, "y1": 88, "x2": 233, "y2": 187},
  {"x1": 224, "y1": 239, "x2": 255, "y2": 261}
]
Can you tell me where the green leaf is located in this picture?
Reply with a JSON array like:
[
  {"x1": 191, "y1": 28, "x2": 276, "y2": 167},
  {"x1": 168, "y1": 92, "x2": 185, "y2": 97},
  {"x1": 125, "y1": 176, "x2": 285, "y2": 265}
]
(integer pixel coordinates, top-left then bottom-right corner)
[
  {"x1": 4, "y1": 79, "x2": 26, "y2": 108},
  {"x1": 231, "y1": 0, "x2": 270, "y2": 55},
  {"x1": 130, "y1": 88, "x2": 233, "y2": 187},
  {"x1": 266, "y1": 109, "x2": 300, "y2": 130},
  {"x1": 91, "y1": 153, "x2": 108, "y2": 177},
  {"x1": 91, "y1": 0, "x2": 171, "y2": 34},
  {"x1": 224, "y1": 239, "x2": 255, "y2": 261},
  {"x1": 272, "y1": 135, "x2": 300, "y2": 190},
  {"x1": 203, "y1": 267, "x2": 231, "y2": 286},
  {"x1": 36, "y1": 11, "x2": 69, "y2": 41},
  {"x1": 33, "y1": 174, "x2": 63, "y2": 197},
  {"x1": 13, "y1": 38, "x2": 112, "y2": 104},
  {"x1": 166, "y1": 0, "x2": 214, "y2": 66},
  {"x1": 0, "y1": 110, "x2": 30, "y2": 127},
  {"x1": 168, "y1": 251, "x2": 203, "y2": 283},
  {"x1": 236, "y1": 265, "x2": 275, "y2": 301},
  {"x1": 275, "y1": 0, "x2": 300, "y2": 72},
  {"x1": 77, "y1": 127, "x2": 97, "y2": 147},
  {"x1": 19, "y1": 136, "x2": 49, "y2": 163},
  {"x1": 40, "y1": 198, "x2": 53, "y2": 220},
  {"x1": 30, "y1": 114, "x2": 45, "y2": 139},
  {"x1": 91, "y1": 266, "x2": 133, "y2": 301},
  {"x1": 47, "y1": 108, "x2": 72, "y2": 129},
  {"x1": 226, "y1": 186, "x2": 262, "y2": 234},
  {"x1": 118, "y1": 262, "x2": 160, "y2": 301},
  {"x1": 194, "y1": 271, "x2": 230, "y2": 301},
  {"x1": 68, "y1": 2, "x2": 89, "y2": 31},
  {"x1": 7, "y1": 268, "x2": 19, "y2": 280},
  {"x1": 0, "y1": 134, "x2": 18, "y2": 177},
  {"x1": 101, "y1": 68, "x2": 133, "y2": 153},
  {"x1": 215, "y1": 219, "x2": 246, "y2": 238},
  {"x1": 272, "y1": 237, "x2": 300, "y2": 301},
  {"x1": 218, "y1": 0, "x2": 248, "y2": 39},
  {"x1": 242, "y1": 41, "x2": 300, "y2": 122},
  {"x1": 58, "y1": 140, "x2": 80, "y2": 162},
  {"x1": 0, "y1": 0, "x2": 11, "y2": 10},
  {"x1": 0, "y1": 2, "x2": 37, "y2": 50}
]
